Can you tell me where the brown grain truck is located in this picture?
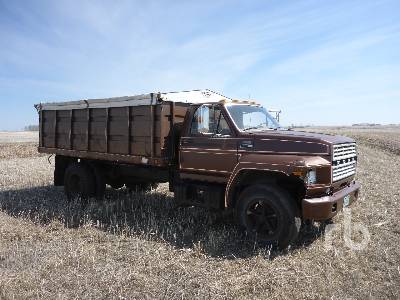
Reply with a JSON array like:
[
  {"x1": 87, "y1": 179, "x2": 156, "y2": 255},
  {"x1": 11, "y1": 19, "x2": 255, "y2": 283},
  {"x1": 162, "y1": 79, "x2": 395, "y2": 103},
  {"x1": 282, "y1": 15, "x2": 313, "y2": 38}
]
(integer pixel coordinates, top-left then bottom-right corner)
[{"x1": 35, "y1": 89, "x2": 360, "y2": 248}]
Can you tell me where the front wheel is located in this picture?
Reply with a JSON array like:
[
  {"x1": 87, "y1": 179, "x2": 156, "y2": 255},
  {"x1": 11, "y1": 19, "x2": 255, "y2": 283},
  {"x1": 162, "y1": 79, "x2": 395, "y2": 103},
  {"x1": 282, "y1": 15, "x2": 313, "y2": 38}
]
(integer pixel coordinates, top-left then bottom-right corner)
[{"x1": 236, "y1": 184, "x2": 301, "y2": 249}]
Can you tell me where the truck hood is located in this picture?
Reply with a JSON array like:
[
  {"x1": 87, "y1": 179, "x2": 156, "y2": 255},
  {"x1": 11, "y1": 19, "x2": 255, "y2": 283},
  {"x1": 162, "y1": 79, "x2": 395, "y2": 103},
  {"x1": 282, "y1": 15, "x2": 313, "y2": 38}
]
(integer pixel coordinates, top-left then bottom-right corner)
[
  {"x1": 249, "y1": 129, "x2": 354, "y2": 144},
  {"x1": 243, "y1": 129, "x2": 354, "y2": 156}
]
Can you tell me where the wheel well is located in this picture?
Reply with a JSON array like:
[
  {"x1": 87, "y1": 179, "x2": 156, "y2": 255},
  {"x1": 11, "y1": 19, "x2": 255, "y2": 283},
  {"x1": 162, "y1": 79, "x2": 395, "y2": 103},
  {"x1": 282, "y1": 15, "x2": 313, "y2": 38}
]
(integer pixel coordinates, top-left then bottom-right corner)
[{"x1": 228, "y1": 170, "x2": 306, "y2": 210}]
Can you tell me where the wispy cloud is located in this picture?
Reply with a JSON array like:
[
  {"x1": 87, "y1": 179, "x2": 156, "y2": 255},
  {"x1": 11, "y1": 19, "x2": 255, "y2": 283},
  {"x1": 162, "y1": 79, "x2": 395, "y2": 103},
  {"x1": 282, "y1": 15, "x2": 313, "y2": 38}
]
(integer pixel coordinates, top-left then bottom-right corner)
[
  {"x1": 0, "y1": 0, "x2": 399, "y2": 129},
  {"x1": 271, "y1": 27, "x2": 400, "y2": 74}
]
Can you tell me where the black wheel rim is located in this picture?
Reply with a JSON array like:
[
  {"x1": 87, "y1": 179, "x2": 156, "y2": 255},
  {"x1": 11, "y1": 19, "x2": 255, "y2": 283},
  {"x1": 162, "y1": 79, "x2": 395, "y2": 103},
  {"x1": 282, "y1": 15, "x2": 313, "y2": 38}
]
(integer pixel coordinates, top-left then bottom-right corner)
[{"x1": 245, "y1": 199, "x2": 281, "y2": 239}]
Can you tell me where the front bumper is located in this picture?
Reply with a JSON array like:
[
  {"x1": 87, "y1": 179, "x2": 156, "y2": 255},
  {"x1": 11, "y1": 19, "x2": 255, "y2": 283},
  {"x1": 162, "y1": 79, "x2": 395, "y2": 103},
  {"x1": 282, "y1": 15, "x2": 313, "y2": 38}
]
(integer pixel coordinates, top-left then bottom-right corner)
[{"x1": 302, "y1": 181, "x2": 360, "y2": 220}]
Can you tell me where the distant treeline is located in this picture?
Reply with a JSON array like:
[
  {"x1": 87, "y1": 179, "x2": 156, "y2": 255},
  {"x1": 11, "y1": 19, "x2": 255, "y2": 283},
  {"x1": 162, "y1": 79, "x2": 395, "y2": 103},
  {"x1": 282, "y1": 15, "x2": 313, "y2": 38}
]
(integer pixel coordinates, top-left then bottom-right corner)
[
  {"x1": 352, "y1": 123, "x2": 382, "y2": 127},
  {"x1": 24, "y1": 125, "x2": 39, "y2": 131}
]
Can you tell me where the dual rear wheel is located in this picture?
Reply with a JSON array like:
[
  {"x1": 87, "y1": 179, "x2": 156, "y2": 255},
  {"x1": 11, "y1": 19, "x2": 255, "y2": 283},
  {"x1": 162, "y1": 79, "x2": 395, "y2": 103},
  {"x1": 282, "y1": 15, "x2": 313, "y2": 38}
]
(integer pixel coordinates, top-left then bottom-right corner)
[
  {"x1": 64, "y1": 163, "x2": 96, "y2": 201},
  {"x1": 64, "y1": 163, "x2": 157, "y2": 201}
]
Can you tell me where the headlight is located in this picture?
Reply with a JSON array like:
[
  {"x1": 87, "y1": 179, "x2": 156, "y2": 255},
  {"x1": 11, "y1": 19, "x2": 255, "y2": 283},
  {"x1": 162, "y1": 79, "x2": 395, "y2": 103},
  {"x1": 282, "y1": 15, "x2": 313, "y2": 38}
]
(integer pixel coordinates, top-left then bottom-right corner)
[{"x1": 306, "y1": 169, "x2": 317, "y2": 185}]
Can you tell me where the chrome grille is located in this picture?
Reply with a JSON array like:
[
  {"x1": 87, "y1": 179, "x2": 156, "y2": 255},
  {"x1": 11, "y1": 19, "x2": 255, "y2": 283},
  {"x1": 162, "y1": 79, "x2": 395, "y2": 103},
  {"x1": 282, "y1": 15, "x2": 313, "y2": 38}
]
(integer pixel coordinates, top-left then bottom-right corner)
[{"x1": 332, "y1": 143, "x2": 357, "y2": 182}]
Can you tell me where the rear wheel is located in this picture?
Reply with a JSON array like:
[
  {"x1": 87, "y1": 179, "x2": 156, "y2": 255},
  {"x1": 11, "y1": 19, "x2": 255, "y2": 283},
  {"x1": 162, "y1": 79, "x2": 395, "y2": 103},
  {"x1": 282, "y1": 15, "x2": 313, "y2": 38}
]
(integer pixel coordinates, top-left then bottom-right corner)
[
  {"x1": 236, "y1": 184, "x2": 301, "y2": 249},
  {"x1": 64, "y1": 163, "x2": 95, "y2": 202}
]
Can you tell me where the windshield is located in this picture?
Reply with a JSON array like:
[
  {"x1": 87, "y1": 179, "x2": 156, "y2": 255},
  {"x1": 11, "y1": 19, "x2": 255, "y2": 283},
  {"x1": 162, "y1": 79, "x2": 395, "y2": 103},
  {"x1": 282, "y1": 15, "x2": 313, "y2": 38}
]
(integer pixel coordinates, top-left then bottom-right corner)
[{"x1": 226, "y1": 105, "x2": 280, "y2": 131}]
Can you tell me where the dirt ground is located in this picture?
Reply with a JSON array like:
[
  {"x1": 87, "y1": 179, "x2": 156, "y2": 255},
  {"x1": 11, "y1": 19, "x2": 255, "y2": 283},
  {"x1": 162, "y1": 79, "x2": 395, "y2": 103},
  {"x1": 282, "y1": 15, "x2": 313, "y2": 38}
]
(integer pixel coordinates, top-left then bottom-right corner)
[{"x1": 0, "y1": 128, "x2": 399, "y2": 299}]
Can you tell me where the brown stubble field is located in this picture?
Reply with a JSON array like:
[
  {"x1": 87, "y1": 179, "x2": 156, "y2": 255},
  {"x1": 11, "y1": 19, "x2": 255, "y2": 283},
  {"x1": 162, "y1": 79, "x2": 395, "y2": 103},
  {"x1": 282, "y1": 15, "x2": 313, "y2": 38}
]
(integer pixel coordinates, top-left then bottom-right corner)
[{"x1": 0, "y1": 128, "x2": 399, "y2": 299}]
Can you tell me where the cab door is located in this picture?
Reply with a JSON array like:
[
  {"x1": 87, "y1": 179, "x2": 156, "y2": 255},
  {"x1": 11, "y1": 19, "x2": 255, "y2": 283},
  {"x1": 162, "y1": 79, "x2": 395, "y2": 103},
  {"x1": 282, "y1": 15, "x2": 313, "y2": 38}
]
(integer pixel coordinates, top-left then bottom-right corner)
[{"x1": 179, "y1": 104, "x2": 237, "y2": 182}]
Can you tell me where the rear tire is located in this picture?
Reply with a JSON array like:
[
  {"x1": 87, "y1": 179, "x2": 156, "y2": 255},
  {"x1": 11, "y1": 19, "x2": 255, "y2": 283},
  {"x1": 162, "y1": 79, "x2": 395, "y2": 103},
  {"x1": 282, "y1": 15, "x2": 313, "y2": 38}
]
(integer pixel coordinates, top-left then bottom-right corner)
[
  {"x1": 64, "y1": 163, "x2": 96, "y2": 202},
  {"x1": 236, "y1": 184, "x2": 301, "y2": 249}
]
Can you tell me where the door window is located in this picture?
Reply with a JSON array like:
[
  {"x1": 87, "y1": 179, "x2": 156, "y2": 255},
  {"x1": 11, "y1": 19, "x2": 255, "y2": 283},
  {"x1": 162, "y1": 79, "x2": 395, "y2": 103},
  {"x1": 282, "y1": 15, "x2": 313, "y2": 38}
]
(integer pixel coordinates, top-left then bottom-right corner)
[
  {"x1": 215, "y1": 109, "x2": 232, "y2": 136},
  {"x1": 190, "y1": 105, "x2": 212, "y2": 135},
  {"x1": 190, "y1": 105, "x2": 231, "y2": 136}
]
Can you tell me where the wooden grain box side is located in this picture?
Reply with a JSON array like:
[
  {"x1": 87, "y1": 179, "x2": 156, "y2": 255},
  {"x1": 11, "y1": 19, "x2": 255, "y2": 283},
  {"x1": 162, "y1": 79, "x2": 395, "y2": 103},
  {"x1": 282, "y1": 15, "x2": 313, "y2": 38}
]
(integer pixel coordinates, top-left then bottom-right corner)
[
  {"x1": 129, "y1": 105, "x2": 162, "y2": 157},
  {"x1": 55, "y1": 110, "x2": 71, "y2": 149},
  {"x1": 42, "y1": 110, "x2": 57, "y2": 148},
  {"x1": 71, "y1": 109, "x2": 88, "y2": 151},
  {"x1": 89, "y1": 108, "x2": 106, "y2": 152},
  {"x1": 40, "y1": 102, "x2": 189, "y2": 166}
]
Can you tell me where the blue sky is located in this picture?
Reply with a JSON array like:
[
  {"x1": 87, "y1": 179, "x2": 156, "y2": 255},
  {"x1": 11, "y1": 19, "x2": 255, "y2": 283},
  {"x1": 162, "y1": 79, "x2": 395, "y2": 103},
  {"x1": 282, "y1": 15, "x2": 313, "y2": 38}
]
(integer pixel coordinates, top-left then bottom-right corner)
[{"x1": 0, "y1": 0, "x2": 399, "y2": 130}]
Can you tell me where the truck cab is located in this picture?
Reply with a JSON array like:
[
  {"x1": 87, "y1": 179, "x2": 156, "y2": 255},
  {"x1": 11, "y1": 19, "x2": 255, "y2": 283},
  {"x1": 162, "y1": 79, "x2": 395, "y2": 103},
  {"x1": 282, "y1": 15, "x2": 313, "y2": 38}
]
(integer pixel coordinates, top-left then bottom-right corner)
[{"x1": 176, "y1": 100, "x2": 360, "y2": 248}]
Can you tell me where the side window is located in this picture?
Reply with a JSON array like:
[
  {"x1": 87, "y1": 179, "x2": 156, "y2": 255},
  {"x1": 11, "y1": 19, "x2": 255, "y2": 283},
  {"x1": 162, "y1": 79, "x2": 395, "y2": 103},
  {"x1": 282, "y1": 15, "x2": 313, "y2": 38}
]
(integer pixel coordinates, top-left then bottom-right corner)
[
  {"x1": 191, "y1": 105, "x2": 213, "y2": 135},
  {"x1": 190, "y1": 105, "x2": 232, "y2": 136},
  {"x1": 215, "y1": 109, "x2": 232, "y2": 136}
]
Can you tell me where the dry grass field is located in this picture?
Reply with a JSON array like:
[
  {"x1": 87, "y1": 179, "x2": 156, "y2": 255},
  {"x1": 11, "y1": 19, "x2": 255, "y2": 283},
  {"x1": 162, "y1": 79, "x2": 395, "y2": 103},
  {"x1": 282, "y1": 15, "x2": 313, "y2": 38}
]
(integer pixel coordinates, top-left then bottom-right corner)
[{"x1": 0, "y1": 128, "x2": 399, "y2": 299}]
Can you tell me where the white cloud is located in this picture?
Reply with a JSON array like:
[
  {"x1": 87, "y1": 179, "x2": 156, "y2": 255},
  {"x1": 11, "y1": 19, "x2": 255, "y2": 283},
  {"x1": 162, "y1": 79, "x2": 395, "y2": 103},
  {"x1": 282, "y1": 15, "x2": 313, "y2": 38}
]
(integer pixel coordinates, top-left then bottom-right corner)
[{"x1": 0, "y1": 0, "x2": 399, "y2": 129}]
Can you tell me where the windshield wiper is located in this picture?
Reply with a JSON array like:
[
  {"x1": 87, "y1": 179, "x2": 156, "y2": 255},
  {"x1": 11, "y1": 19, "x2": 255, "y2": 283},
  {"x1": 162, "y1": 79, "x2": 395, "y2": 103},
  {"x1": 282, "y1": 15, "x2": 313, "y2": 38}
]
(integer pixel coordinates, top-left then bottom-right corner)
[
  {"x1": 243, "y1": 126, "x2": 261, "y2": 131},
  {"x1": 243, "y1": 126, "x2": 278, "y2": 131},
  {"x1": 243, "y1": 122, "x2": 267, "y2": 131}
]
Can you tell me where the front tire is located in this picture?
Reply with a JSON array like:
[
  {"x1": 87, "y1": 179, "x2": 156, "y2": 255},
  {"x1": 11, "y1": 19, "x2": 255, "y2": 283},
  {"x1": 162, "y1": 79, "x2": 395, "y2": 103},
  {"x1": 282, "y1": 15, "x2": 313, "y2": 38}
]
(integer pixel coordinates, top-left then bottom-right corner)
[{"x1": 236, "y1": 184, "x2": 301, "y2": 249}]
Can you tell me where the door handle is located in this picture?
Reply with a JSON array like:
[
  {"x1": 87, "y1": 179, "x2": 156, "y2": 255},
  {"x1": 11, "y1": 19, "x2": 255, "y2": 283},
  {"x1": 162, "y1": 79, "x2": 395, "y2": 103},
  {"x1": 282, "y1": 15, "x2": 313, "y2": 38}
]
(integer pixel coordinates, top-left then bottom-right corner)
[
  {"x1": 239, "y1": 140, "x2": 254, "y2": 149},
  {"x1": 181, "y1": 139, "x2": 192, "y2": 145}
]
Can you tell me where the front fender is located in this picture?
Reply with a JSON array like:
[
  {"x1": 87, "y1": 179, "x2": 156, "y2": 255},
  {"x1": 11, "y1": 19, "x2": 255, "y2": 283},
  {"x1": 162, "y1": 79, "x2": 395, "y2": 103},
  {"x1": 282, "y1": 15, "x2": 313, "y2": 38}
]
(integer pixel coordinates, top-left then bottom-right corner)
[{"x1": 224, "y1": 153, "x2": 330, "y2": 208}]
